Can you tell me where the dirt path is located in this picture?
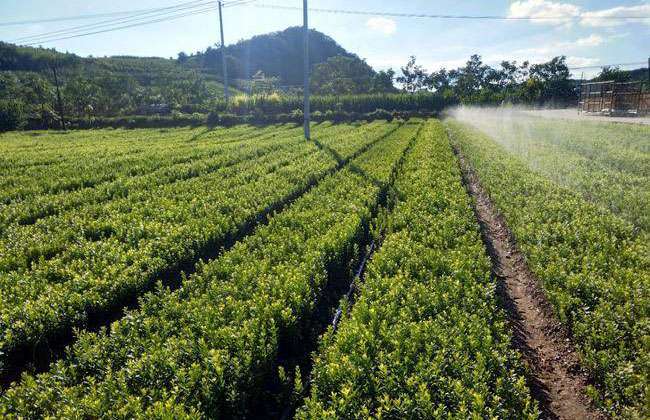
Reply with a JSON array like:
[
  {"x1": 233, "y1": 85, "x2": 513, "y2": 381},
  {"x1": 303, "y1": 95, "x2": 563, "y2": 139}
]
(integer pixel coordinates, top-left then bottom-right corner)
[{"x1": 452, "y1": 146, "x2": 605, "y2": 420}]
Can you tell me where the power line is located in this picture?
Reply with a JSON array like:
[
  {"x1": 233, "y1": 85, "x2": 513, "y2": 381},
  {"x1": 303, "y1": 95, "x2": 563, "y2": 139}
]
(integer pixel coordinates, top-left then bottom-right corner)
[
  {"x1": 6, "y1": 0, "x2": 645, "y2": 30},
  {"x1": 569, "y1": 62, "x2": 647, "y2": 70},
  {"x1": 0, "y1": 0, "x2": 247, "y2": 28},
  {"x1": 12, "y1": 1, "x2": 216, "y2": 44},
  {"x1": 20, "y1": 5, "x2": 219, "y2": 46},
  {"x1": 0, "y1": 9, "x2": 180, "y2": 27},
  {"x1": 223, "y1": 0, "x2": 257, "y2": 8},
  {"x1": 244, "y1": 3, "x2": 650, "y2": 21}
]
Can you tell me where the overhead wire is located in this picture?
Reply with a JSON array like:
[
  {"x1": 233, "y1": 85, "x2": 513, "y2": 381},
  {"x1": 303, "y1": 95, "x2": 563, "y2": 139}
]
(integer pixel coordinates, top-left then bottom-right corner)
[
  {"x1": 12, "y1": 1, "x2": 217, "y2": 44},
  {"x1": 245, "y1": 2, "x2": 650, "y2": 21},
  {"x1": 0, "y1": 7, "x2": 197, "y2": 27},
  {"x1": 19, "y1": 5, "x2": 220, "y2": 46},
  {"x1": 4, "y1": 0, "x2": 646, "y2": 74},
  {"x1": 0, "y1": 0, "x2": 253, "y2": 28}
]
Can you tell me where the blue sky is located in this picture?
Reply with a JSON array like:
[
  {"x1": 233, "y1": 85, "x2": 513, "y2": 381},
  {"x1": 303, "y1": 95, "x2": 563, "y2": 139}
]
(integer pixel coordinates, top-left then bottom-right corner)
[{"x1": 2, "y1": 0, "x2": 649, "y2": 77}]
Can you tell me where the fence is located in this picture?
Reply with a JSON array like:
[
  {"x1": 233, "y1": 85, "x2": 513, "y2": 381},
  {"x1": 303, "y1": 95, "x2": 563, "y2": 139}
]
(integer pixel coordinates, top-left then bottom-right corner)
[
  {"x1": 579, "y1": 81, "x2": 645, "y2": 115},
  {"x1": 641, "y1": 92, "x2": 650, "y2": 115}
]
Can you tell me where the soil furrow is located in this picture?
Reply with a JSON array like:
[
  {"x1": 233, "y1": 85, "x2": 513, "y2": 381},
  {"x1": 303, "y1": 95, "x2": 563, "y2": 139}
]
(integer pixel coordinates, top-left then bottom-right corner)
[{"x1": 451, "y1": 143, "x2": 605, "y2": 420}]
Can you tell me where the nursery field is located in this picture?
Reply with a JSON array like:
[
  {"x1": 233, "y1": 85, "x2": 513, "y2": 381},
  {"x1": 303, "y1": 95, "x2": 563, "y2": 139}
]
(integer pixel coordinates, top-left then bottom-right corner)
[
  {"x1": 452, "y1": 108, "x2": 650, "y2": 232},
  {"x1": 0, "y1": 118, "x2": 647, "y2": 418}
]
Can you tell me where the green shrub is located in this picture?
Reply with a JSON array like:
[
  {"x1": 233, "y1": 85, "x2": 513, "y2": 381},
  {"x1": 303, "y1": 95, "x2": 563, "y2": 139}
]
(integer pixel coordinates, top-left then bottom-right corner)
[{"x1": 0, "y1": 99, "x2": 26, "y2": 132}]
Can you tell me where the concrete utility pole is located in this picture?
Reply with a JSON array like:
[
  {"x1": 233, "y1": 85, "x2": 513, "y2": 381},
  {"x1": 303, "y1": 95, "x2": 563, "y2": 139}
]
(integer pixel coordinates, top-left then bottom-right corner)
[
  {"x1": 303, "y1": 0, "x2": 311, "y2": 140},
  {"x1": 218, "y1": 1, "x2": 229, "y2": 103}
]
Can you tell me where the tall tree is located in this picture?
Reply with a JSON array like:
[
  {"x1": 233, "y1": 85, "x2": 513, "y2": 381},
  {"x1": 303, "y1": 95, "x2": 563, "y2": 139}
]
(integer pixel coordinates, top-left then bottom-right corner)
[
  {"x1": 371, "y1": 69, "x2": 397, "y2": 93},
  {"x1": 594, "y1": 66, "x2": 631, "y2": 83},
  {"x1": 397, "y1": 56, "x2": 428, "y2": 93}
]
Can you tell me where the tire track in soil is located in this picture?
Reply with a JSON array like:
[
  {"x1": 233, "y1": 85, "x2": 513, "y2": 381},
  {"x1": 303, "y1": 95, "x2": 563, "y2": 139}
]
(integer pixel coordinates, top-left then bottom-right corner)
[{"x1": 450, "y1": 142, "x2": 605, "y2": 420}]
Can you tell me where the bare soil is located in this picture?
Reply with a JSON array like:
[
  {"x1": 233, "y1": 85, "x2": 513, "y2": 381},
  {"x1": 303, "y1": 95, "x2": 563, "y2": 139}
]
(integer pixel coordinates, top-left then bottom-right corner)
[{"x1": 453, "y1": 146, "x2": 606, "y2": 420}]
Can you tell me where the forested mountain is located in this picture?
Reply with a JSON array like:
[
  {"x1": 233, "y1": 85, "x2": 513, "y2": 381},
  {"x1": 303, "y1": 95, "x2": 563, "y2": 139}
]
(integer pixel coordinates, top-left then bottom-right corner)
[
  {"x1": 0, "y1": 26, "x2": 393, "y2": 124},
  {"x1": 184, "y1": 27, "x2": 360, "y2": 86}
]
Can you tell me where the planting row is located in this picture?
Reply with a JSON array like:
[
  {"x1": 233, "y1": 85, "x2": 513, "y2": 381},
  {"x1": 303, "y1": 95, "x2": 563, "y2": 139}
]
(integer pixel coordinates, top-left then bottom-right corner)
[
  {"x1": 0, "y1": 123, "x2": 359, "y2": 234},
  {"x1": 447, "y1": 121, "x2": 649, "y2": 418},
  {"x1": 0, "y1": 121, "x2": 396, "y2": 374},
  {"x1": 0, "y1": 124, "x2": 287, "y2": 205},
  {"x1": 0, "y1": 126, "x2": 297, "y2": 231},
  {"x1": 0, "y1": 122, "x2": 420, "y2": 418},
  {"x1": 0, "y1": 125, "x2": 265, "y2": 174},
  {"x1": 452, "y1": 110, "x2": 650, "y2": 232},
  {"x1": 0, "y1": 123, "x2": 377, "y2": 270},
  {"x1": 299, "y1": 120, "x2": 537, "y2": 419}
]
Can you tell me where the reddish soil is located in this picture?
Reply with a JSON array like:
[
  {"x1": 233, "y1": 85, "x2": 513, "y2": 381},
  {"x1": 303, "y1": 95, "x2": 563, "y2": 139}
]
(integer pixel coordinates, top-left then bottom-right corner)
[{"x1": 453, "y1": 146, "x2": 606, "y2": 420}]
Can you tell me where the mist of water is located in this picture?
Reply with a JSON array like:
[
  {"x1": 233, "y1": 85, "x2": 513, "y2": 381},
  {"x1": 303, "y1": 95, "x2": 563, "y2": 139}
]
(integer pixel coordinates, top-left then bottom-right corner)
[
  {"x1": 446, "y1": 106, "x2": 547, "y2": 173},
  {"x1": 445, "y1": 105, "x2": 650, "y2": 231}
]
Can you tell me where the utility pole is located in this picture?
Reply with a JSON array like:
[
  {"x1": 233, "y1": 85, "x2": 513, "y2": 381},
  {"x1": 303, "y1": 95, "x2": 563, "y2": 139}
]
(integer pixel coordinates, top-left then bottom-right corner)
[
  {"x1": 218, "y1": 1, "x2": 229, "y2": 103},
  {"x1": 303, "y1": 0, "x2": 311, "y2": 140},
  {"x1": 50, "y1": 64, "x2": 66, "y2": 131}
]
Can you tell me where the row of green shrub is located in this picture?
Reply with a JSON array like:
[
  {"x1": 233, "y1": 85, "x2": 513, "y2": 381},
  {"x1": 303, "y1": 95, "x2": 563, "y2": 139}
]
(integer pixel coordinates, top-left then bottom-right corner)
[
  {"x1": 10, "y1": 109, "x2": 434, "y2": 131},
  {"x1": 208, "y1": 92, "x2": 453, "y2": 115},
  {"x1": 23, "y1": 113, "x2": 207, "y2": 131},
  {"x1": 0, "y1": 124, "x2": 418, "y2": 418},
  {"x1": 208, "y1": 109, "x2": 434, "y2": 128},
  {"x1": 1, "y1": 92, "x2": 450, "y2": 132},
  {"x1": 0, "y1": 123, "x2": 388, "y2": 375},
  {"x1": 446, "y1": 120, "x2": 649, "y2": 418},
  {"x1": 299, "y1": 120, "x2": 537, "y2": 418}
]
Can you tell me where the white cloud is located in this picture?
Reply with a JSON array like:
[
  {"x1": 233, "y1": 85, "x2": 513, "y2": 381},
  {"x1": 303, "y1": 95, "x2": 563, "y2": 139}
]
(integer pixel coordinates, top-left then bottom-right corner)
[
  {"x1": 509, "y1": 1, "x2": 650, "y2": 27},
  {"x1": 565, "y1": 56, "x2": 600, "y2": 67},
  {"x1": 581, "y1": 4, "x2": 650, "y2": 27},
  {"x1": 513, "y1": 34, "x2": 604, "y2": 57},
  {"x1": 366, "y1": 17, "x2": 397, "y2": 35},
  {"x1": 508, "y1": 0, "x2": 580, "y2": 25},
  {"x1": 574, "y1": 34, "x2": 604, "y2": 47}
]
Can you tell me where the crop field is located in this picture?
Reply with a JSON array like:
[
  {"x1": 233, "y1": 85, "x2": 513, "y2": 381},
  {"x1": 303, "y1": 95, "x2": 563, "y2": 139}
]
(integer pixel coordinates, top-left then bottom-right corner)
[
  {"x1": 0, "y1": 117, "x2": 647, "y2": 418},
  {"x1": 452, "y1": 107, "x2": 650, "y2": 232}
]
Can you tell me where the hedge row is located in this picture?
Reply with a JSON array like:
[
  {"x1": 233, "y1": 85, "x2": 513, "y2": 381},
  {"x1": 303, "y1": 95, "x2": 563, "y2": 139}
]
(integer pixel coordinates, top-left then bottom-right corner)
[
  {"x1": 299, "y1": 120, "x2": 537, "y2": 418},
  {"x1": 0, "y1": 122, "x2": 420, "y2": 418},
  {"x1": 0, "y1": 122, "x2": 393, "y2": 375},
  {"x1": 212, "y1": 92, "x2": 453, "y2": 115},
  {"x1": 14, "y1": 108, "x2": 438, "y2": 131},
  {"x1": 446, "y1": 120, "x2": 649, "y2": 418}
]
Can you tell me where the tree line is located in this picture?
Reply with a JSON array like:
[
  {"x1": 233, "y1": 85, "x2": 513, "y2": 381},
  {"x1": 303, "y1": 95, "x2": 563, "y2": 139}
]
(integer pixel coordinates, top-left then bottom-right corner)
[
  {"x1": 1, "y1": 28, "x2": 646, "y2": 132},
  {"x1": 394, "y1": 54, "x2": 577, "y2": 106}
]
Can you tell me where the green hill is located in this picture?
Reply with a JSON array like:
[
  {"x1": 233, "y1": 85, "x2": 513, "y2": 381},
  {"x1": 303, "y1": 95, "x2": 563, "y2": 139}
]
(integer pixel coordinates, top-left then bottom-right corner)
[
  {"x1": 184, "y1": 26, "x2": 362, "y2": 86},
  {"x1": 0, "y1": 27, "x2": 387, "y2": 121}
]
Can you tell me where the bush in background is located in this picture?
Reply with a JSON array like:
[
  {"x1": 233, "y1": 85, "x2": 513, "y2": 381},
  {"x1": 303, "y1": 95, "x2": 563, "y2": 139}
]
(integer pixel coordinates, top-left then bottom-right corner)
[{"x1": 0, "y1": 99, "x2": 26, "y2": 132}]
